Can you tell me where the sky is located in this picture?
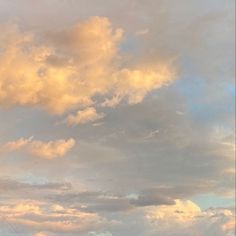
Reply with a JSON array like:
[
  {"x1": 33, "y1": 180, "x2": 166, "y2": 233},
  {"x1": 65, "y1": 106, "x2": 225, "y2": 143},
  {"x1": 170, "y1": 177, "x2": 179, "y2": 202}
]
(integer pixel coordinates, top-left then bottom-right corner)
[{"x1": 0, "y1": 0, "x2": 235, "y2": 235}]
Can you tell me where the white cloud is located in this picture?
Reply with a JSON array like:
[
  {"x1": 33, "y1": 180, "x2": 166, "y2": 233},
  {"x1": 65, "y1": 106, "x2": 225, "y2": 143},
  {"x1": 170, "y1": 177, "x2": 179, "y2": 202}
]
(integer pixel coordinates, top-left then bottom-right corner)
[{"x1": 146, "y1": 200, "x2": 235, "y2": 236}]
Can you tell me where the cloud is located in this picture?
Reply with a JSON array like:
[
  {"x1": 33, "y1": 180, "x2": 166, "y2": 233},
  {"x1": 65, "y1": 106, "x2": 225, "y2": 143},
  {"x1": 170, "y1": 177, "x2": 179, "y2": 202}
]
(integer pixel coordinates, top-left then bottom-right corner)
[
  {"x1": 34, "y1": 233, "x2": 51, "y2": 236},
  {"x1": 0, "y1": 1, "x2": 234, "y2": 235},
  {"x1": 0, "y1": 201, "x2": 109, "y2": 234},
  {"x1": 0, "y1": 137, "x2": 75, "y2": 159},
  {"x1": 146, "y1": 199, "x2": 201, "y2": 229},
  {"x1": 0, "y1": 178, "x2": 71, "y2": 193},
  {"x1": 0, "y1": 136, "x2": 33, "y2": 152},
  {"x1": 0, "y1": 177, "x2": 234, "y2": 235},
  {"x1": 66, "y1": 107, "x2": 104, "y2": 126},
  {"x1": 146, "y1": 200, "x2": 235, "y2": 236},
  {"x1": 130, "y1": 189, "x2": 175, "y2": 207},
  {"x1": 0, "y1": 178, "x2": 175, "y2": 213},
  {"x1": 47, "y1": 190, "x2": 173, "y2": 213},
  {"x1": 68, "y1": 94, "x2": 234, "y2": 197},
  {"x1": 222, "y1": 218, "x2": 236, "y2": 235},
  {"x1": 135, "y1": 28, "x2": 149, "y2": 36},
  {"x1": 89, "y1": 232, "x2": 113, "y2": 236},
  {"x1": 111, "y1": 64, "x2": 174, "y2": 105},
  {"x1": 0, "y1": 17, "x2": 175, "y2": 116},
  {"x1": 28, "y1": 138, "x2": 75, "y2": 159},
  {"x1": 0, "y1": 199, "x2": 234, "y2": 236}
]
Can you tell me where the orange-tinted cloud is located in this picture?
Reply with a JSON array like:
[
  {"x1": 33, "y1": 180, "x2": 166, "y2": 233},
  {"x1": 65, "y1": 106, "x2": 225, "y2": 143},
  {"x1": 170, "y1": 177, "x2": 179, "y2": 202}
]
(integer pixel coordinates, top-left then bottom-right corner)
[
  {"x1": 65, "y1": 107, "x2": 104, "y2": 126},
  {"x1": 0, "y1": 137, "x2": 75, "y2": 159},
  {"x1": 0, "y1": 201, "x2": 107, "y2": 233},
  {"x1": 0, "y1": 17, "x2": 175, "y2": 116}
]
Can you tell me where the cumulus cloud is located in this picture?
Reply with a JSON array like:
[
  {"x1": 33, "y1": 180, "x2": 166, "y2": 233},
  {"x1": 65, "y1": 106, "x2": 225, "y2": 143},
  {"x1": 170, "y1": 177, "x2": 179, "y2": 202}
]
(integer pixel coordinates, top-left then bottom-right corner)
[
  {"x1": 0, "y1": 137, "x2": 75, "y2": 159},
  {"x1": 66, "y1": 107, "x2": 104, "y2": 126},
  {"x1": 146, "y1": 200, "x2": 201, "y2": 229},
  {"x1": 0, "y1": 17, "x2": 175, "y2": 115},
  {"x1": 146, "y1": 200, "x2": 235, "y2": 236}
]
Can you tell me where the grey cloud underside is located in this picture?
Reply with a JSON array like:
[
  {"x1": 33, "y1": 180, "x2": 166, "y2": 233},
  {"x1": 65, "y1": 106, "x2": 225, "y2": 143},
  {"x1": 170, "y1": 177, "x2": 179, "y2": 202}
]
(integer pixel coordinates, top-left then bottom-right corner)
[
  {"x1": 0, "y1": 87, "x2": 234, "y2": 235},
  {"x1": 0, "y1": 87, "x2": 234, "y2": 200},
  {"x1": 0, "y1": 178, "x2": 71, "y2": 192},
  {"x1": 57, "y1": 89, "x2": 234, "y2": 194},
  {"x1": 0, "y1": 178, "x2": 174, "y2": 212},
  {"x1": 0, "y1": 89, "x2": 234, "y2": 208},
  {"x1": 0, "y1": 177, "x2": 234, "y2": 236}
]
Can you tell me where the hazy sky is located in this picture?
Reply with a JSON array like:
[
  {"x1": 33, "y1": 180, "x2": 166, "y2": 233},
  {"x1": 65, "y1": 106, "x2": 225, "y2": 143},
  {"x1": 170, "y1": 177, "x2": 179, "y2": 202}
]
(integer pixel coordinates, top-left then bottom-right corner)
[{"x1": 0, "y1": 0, "x2": 235, "y2": 235}]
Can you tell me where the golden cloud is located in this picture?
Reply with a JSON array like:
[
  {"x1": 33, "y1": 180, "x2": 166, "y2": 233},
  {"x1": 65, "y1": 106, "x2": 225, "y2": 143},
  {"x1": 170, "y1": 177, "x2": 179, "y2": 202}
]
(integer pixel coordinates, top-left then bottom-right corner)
[
  {"x1": 0, "y1": 137, "x2": 75, "y2": 159},
  {"x1": 28, "y1": 138, "x2": 76, "y2": 159},
  {"x1": 0, "y1": 201, "x2": 107, "y2": 233},
  {"x1": 65, "y1": 107, "x2": 104, "y2": 126},
  {"x1": 0, "y1": 17, "x2": 176, "y2": 116}
]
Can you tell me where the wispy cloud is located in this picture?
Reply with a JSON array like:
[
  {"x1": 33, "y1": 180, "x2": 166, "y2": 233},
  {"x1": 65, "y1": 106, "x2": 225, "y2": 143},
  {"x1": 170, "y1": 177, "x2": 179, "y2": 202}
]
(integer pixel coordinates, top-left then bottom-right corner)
[{"x1": 0, "y1": 137, "x2": 75, "y2": 159}]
